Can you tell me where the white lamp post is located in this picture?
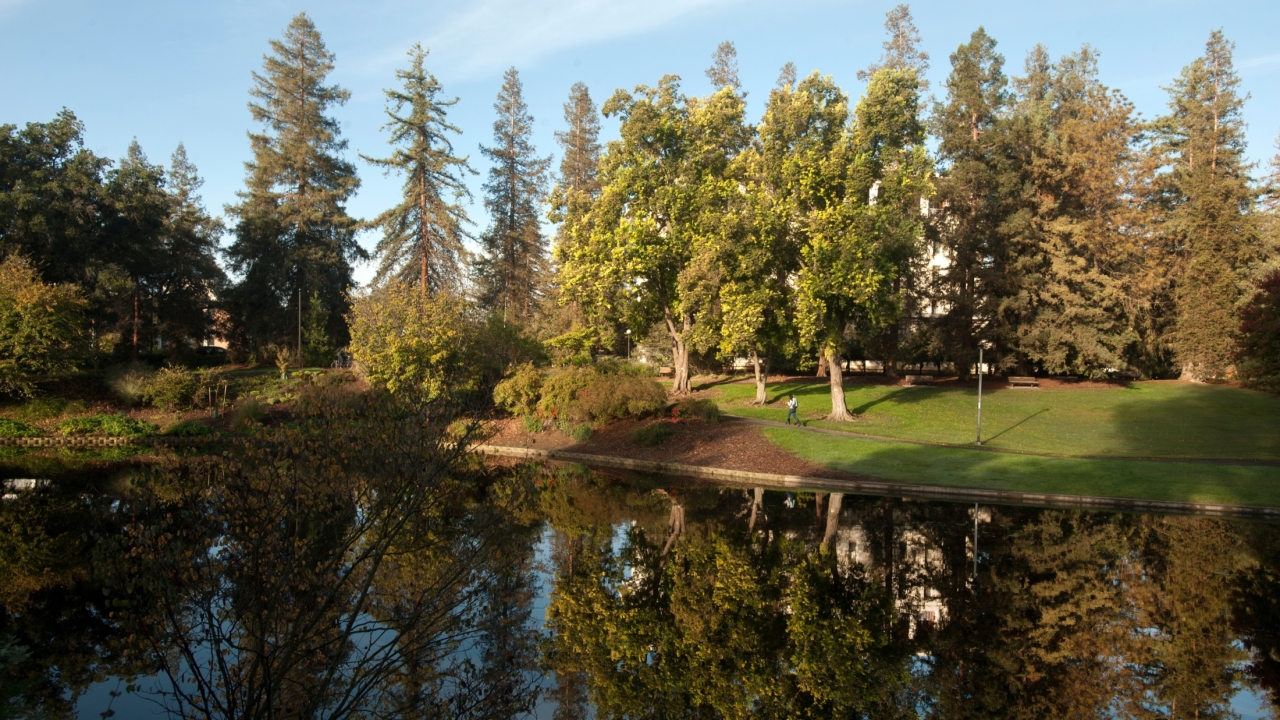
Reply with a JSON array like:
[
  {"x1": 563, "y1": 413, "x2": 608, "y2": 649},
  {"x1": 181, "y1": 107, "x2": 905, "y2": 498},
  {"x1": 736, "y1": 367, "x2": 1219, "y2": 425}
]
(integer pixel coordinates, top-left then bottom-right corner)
[{"x1": 625, "y1": 328, "x2": 632, "y2": 360}]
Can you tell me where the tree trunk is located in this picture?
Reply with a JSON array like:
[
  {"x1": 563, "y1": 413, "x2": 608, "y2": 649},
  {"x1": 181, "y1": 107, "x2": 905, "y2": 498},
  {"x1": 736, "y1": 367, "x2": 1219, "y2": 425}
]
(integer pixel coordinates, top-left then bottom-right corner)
[
  {"x1": 821, "y1": 492, "x2": 844, "y2": 551},
  {"x1": 827, "y1": 345, "x2": 851, "y2": 421},
  {"x1": 748, "y1": 487, "x2": 764, "y2": 534},
  {"x1": 131, "y1": 286, "x2": 139, "y2": 362},
  {"x1": 815, "y1": 492, "x2": 827, "y2": 521},
  {"x1": 816, "y1": 352, "x2": 828, "y2": 377},
  {"x1": 751, "y1": 351, "x2": 768, "y2": 405},
  {"x1": 665, "y1": 309, "x2": 692, "y2": 394}
]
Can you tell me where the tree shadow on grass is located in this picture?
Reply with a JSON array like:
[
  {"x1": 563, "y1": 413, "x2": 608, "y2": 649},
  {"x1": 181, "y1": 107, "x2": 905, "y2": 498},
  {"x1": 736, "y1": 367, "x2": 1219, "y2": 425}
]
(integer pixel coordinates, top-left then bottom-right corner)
[
  {"x1": 1105, "y1": 383, "x2": 1280, "y2": 461},
  {"x1": 849, "y1": 386, "x2": 939, "y2": 415},
  {"x1": 982, "y1": 408, "x2": 1050, "y2": 445}
]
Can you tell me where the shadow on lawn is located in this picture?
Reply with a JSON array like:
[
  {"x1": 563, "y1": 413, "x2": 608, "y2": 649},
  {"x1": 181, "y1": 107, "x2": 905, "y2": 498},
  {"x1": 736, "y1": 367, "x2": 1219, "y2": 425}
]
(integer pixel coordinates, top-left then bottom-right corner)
[
  {"x1": 1105, "y1": 383, "x2": 1280, "y2": 460},
  {"x1": 982, "y1": 408, "x2": 1050, "y2": 445}
]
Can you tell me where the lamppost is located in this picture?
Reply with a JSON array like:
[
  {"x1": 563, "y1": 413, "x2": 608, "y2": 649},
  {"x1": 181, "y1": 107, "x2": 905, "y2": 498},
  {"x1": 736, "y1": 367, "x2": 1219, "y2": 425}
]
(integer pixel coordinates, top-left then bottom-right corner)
[
  {"x1": 974, "y1": 342, "x2": 986, "y2": 445},
  {"x1": 626, "y1": 328, "x2": 632, "y2": 360}
]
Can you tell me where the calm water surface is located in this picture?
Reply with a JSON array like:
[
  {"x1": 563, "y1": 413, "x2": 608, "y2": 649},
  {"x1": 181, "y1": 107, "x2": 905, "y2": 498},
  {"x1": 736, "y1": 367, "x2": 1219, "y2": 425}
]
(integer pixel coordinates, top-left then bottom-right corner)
[{"x1": 2, "y1": 461, "x2": 1277, "y2": 719}]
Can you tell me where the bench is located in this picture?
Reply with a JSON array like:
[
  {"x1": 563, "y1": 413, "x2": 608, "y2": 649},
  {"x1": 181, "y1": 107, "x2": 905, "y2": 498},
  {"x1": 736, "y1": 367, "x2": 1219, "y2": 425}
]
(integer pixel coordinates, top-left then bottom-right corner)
[
  {"x1": 657, "y1": 366, "x2": 674, "y2": 377},
  {"x1": 904, "y1": 374, "x2": 935, "y2": 386},
  {"x1": 1008, "y1": 376, "x2": 1039, "y2": 388}
]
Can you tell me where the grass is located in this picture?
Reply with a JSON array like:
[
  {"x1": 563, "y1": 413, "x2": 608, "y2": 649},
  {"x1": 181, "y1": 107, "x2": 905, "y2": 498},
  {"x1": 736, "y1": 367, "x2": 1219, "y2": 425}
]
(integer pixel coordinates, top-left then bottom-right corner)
[
  {"x1": 709, "y1": 378, "x2": 1280, "y2": 461},
  {"x1": 56, "y1": 414, "x2": 158, "y2": 437},
  {"x1": 763, "y1": 426, "x2": 1280, "y2": 507}
]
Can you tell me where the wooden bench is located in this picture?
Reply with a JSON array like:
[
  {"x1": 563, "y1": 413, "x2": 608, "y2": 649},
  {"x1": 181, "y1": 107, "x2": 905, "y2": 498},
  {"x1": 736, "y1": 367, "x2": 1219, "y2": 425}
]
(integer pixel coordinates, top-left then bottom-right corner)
[
  {"x1": 904, "y1": 374, "x2": 935, "y2": 386},
  {"x1": 657, "y1": 366, "x2": 674, "y2": 377},
  {"x1": 1008, "y1": 376, "x2": 1039, "y2": 388}
]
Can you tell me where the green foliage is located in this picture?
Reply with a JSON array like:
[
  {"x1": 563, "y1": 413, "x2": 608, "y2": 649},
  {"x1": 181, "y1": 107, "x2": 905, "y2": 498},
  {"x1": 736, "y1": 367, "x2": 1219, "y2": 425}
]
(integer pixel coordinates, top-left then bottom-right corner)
[
  {"x1": 629, "y1": 421, "x2": 674, "y2": 446},
  {"x1": 163, "y1": 420, "x2": 216, "y2": 437},
  {"x1": 0, "y1": 418, "x2": 41, "y2": 438},
  {"x1": 141, "y1": 365, "x2": 199, "y2": 409},
  {"x1": 56, "y1": 414, "x2": 157, "y2": 437},
  {"x1": 537, "y1": 363, "x2": 666, "y2": 424},
  {"x1": 0, "y1": 256, "x2": 87, "y2": 397},
  {"x1": 494, "y1": 362, "x2": 544, "y2": 416},
  {"x1": 232, "y1": 398, "x2": 266, "y2": 429},
  {"x1": 302, "y1": 291, "x2": 335, "y2": 367},
  {"x1": 6, "y1": 396, "x2": 86, "y2": 422},
  {"x1": 1238, "y1": 271, "x2": 1280, "y2": 392},
  {"x1": 543, "y1": 327, "x2": 597, "y2": 367},
  {"x1": 521, "y1": 414, "x2": 545, "y2": 433},
  {"x1": 558, "y1": 421, "x2": 592, "y2": 441},
  {"x1": 672, "y1": 397, "x2": 720, "y2": 422},
  {"x1": 347, "y1": 283, "x2": 471, "y2": 398}
]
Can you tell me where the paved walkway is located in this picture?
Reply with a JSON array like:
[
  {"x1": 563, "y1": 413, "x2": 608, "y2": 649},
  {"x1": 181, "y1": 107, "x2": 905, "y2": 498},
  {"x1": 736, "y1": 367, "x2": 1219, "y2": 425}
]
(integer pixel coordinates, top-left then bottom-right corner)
[{"x1": 726, "y1": 414, "x2": 1280, "y2": 468}]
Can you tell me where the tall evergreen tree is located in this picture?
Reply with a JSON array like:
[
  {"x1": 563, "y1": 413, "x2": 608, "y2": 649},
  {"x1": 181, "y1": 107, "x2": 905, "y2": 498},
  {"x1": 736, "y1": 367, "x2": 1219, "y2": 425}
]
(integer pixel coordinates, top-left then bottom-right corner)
[
  {"x1": 474, "y1": 68, "x2": 551, "y2": 322},
  {"x1": 546, "y1": 82, "x2": 602, "y2": 343},
  {"x1": 1008, "y1": 47, "x2": 1149, "y2": 377},
  {"x1": 155, "y1": 144, "x2": 227, "y2": 349},
  {"x1": 224, "y1": 13, "x2": 362, "y2": 355},
  {"x1": 857, "y1": 4, "x2": 930, "y2": 90},
  {"x1": 363, "y1": 44, "x2": 474, "y2": 297},
  {"x1": 105, "y1": 140, "x2": 169, "y2": 360},
  {"x1": 927, "y1": 28, "x2": 1019, "y2": 379},
  {"x1": 554, "y1": 82, "x2": 602, "y2": 197},
  {"x1": 1156, "y1": 30, "x2": 1261, "y2": 379}
]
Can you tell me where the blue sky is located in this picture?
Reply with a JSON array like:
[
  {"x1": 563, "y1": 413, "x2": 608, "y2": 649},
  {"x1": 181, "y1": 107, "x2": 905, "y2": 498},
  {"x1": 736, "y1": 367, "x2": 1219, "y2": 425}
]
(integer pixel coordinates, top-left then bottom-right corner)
[{"x1": 3, "y1": 0, "x2": 1278, "y2": 285}]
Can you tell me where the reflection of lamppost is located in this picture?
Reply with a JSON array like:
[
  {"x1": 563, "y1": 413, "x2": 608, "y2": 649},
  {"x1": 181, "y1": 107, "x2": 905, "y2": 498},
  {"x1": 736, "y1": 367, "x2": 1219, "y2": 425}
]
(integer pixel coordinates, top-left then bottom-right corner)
[{"x1": 626, "y1": 328, "x2": 632, "y2": 360}]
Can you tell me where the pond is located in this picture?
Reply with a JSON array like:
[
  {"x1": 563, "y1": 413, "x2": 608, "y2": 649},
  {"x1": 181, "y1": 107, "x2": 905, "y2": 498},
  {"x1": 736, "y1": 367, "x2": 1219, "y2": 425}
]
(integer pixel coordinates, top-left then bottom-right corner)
[{"x1": 3, "y1": 453, "x2": 1278, "y2": 719}]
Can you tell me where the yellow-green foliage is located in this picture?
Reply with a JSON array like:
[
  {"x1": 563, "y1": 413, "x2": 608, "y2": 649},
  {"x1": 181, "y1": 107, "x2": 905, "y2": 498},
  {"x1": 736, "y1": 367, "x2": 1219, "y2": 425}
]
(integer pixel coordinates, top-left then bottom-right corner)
[
  {"x1": 347, "y1": 284, "x2": 470, "y2": 398},
  {"x1": 493, "y1": 362, "x2": 543, "y2": 416},
  {"x1": 536, "y1": 362, "x2": 666, "y2": 424},
  {"x1": 0, "y1": 256, "x2": 87, "y2": 397},
  {"x1": 142, "y1": 366, "x2": 199, "y2": 409}
]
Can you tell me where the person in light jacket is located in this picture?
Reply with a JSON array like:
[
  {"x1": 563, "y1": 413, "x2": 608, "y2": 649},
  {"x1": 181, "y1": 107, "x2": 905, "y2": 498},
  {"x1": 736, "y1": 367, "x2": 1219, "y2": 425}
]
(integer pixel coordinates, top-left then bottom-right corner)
[{"x1": 786, "y1": 395, "x2": 799, "y2": 425}]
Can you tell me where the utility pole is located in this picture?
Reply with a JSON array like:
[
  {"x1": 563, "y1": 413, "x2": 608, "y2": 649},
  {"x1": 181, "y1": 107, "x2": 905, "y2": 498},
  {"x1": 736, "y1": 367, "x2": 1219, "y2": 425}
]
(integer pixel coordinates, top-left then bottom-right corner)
[{"x1": 974, "y1": 344, "x2": 984, "y2": 445}]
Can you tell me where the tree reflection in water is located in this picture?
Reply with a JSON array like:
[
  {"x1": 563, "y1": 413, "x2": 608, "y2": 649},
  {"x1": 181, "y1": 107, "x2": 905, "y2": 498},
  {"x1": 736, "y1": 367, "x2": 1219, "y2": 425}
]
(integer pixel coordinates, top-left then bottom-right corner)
[
  {"x1": 539, "y1": 466, "x2": 1280, "y2": 719},
  {"x1": 3, "y1": 426, "x2": 1280, "y2": 718}
]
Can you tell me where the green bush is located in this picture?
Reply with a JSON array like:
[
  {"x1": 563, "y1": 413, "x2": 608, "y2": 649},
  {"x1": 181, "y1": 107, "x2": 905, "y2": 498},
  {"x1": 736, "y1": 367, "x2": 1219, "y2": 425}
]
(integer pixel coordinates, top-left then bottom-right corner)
[
  {"x1": 8, "y1": 396, "x2": 86, "y2": 421},
  {"x1": 105, "y1": 363, "x2": 155, "y2": 406},
  {"x1": 673, "y1": 397, "x2": 720, "y2": 422},
  {"x1": 57, "y1": 414, "x2": 158, "y2": 437},
  {"x1": 556, "y1": 421, "x2": 592, "y2": 442},
  {"x1": 0, "y1": 418, "x2": 41, "y2": 438},
  {"x1": 494, "y1": 363, "x2": 544, "y2": 416},
  {"x1": 537, "y1": 362, "x2": 666, "y2": 424},
  {"x1": 142, "y1": 366, "x2": 200, "y2": 409},
  {"x1": 521, "y1": 415, "x2": 545, "y2": 433},
  {"x1": 164, "y1": 420, "x2": 216, "y2": 437},
  {"x1": 232, "y1": 399, "x2": 266, "y2": 429},
  {"x1": 630, "y1": 421, "x2": 674, "y2": 446}
]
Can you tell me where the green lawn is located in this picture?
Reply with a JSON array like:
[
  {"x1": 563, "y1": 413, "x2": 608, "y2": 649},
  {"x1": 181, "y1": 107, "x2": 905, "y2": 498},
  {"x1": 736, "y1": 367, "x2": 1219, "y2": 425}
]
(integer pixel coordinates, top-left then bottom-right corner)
[
  {"x1": 706, "y1": 378, "x2": 1280, "y2": 461},
  {"x1": 763, "y1": 426, "x2": 1280, "y2": 507}
]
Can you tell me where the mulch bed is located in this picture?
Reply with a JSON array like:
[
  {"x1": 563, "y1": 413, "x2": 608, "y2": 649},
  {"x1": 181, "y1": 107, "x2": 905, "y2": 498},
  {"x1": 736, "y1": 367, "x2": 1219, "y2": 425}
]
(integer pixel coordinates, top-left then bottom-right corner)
[{"x1": 486, "y1": 415, "x2": 863, "y2": 481}]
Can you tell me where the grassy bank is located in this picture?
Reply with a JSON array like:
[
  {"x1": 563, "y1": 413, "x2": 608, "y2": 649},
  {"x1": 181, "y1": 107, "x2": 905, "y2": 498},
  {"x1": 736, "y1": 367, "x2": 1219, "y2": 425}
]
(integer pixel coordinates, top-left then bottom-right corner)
[
  {"x1": 710, "y1": 378, "x2": 1280, "y2": 461},
  {"x1": 762, "y1": 426, "x2": 1280, "y2": 507}
]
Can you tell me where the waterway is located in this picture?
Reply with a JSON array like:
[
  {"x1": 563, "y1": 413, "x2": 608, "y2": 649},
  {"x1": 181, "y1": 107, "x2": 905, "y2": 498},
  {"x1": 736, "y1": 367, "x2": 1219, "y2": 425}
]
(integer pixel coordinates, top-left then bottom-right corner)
[{"x1": 2, "y1": 459, "x2": 1277, "y2": 718}]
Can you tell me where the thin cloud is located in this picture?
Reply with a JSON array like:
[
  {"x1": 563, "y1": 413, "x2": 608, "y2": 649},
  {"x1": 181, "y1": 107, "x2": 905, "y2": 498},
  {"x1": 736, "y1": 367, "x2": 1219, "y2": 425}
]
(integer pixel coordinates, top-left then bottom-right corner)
[
  {"x1": 1239, "y1": 52, "x2": 1280, "y2": 69},
  {"x1": 0, "y1": 0, "x2": 30, "y2": 17},
  {"x1": 399, "y1": 0, "x2": 742, "y2": 78}
]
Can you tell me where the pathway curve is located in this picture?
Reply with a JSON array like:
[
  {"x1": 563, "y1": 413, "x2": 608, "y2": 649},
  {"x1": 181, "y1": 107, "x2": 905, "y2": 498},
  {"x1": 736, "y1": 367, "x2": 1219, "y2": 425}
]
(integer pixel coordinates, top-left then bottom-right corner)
[{"x1": 725, "y1": 414, "x2": 1280, "y2": 468}]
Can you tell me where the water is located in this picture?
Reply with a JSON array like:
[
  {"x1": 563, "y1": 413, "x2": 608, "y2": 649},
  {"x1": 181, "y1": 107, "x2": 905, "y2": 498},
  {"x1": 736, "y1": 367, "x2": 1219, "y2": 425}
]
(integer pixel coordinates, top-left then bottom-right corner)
[{"x1": 2, "y1": 460, "x2": 1277, "y2": 719}]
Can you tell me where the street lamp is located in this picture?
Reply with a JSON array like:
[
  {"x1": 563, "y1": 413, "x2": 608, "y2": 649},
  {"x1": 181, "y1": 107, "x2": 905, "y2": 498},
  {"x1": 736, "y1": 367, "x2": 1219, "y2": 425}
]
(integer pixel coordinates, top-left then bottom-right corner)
[
  {"x1": 974, "y1": 342, "x2": 987, "y2": 445},
  {"x1": 625, "y1": 328, "x2": 632, "y2": 360}
]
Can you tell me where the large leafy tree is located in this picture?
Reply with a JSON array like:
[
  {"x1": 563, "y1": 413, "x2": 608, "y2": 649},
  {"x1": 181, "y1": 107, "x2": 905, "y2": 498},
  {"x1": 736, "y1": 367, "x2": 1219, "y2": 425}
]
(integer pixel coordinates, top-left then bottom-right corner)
[
  {"x1": 224, "y1": 12, "x2": 362, "y2": 356},
  {"x1": 1008, "y1": 47, "x2": 1149, "y2": 377},
  {"x1": 0, "y1": 256, "x2": 87, "y2": 396},
  {"x1": 364, "y1": 44, "x2": 474, "y2": 297},
  {"x1": 1156, "y1": 30, "x2": 1262, "y2": 380},
  {"x1": 558, "y1": 75, "x2": 750, "y2": 393},
  {"x1": 474, "y1": 68, "x2": 551, "y2": 322},
  {"x1": 927, "y1": 28, "x2": 1020, "y2": 380}
]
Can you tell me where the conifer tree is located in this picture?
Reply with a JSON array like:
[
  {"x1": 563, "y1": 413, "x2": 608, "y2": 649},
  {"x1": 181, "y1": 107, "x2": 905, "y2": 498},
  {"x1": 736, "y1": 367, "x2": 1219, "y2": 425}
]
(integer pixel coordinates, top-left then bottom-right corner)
[
  {"x1": 858, "y1": 4, "x2": 930, "y2": 90},
  {"x1": 155, "y1": 144, "x2": 226, "y2": 348},
  {"x1": 363, "y1": 44, "x2": 474, "y2": 298},
  {"x1": 224, "y1": 13, "x2": 362, "y2": 355},
  {"x1": 554, "y1": 82, "x2": 602, "y2": 197},
  {"x1": 706, "y1": 41, "x2": 741, "y2": 90},
  {"x1": 105, "y1": 140, "x2": 169, "y2": 360},
  {"x1": 1156, "y1": 30, "x2": 1261, "y2": 379},
  {"x1": 927, "y1": 28, "x2": 1018, "y2": 379},
  {"x1": 1008, "y1": 47, "x2": 1148, "y2": 377},
  {"x1": 474, "y1": 68, "x2": 551, "y2": 322},
  {"x1": 546, "y1": 82, "x2": 602, "y2": 343}
]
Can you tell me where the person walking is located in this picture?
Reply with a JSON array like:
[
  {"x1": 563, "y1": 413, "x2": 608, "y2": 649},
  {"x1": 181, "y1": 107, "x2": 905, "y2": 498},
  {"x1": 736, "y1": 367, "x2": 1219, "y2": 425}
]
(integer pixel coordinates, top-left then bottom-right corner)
[{"x1": 786, "y1": 395, "x2": 799, "y2": 425}]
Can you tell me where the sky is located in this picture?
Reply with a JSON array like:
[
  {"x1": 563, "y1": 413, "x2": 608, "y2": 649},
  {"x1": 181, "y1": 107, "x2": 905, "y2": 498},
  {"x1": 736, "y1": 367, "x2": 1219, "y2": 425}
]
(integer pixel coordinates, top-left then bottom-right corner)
[{"x1": 3, "y1": 0, "x2": 1279, "y2": 286}]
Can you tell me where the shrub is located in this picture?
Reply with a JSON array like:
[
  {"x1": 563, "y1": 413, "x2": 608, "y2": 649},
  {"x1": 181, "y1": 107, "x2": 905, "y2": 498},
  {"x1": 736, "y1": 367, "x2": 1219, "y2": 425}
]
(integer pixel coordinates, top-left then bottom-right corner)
[
  {"x1": 0, "y1": 418, "x2": 41, "y2": 438},
  {"x1": 106, "y1": 363, "x2": 156, "y2": 406},
  {"x1": 521, "y1": 415, "x2": 544, "y2": 433},
  {"x1": 9, "y1": 396, "x2": 86, "y2": 421},
  {"x1": 0, "y1": 256, "x2": 88, "y2": 397},
  {"x1": 347, "y1": 285, "x2": 472, "y2": 398},
  {"x1": 556, "y1": 421, "x2": 592, "y2": 442},
  {"x1": 673, "y1": 397, "x2": 720, "y2": 422},
  {"x1": 494, "y1": 363, "x2": 544, "y2": 417},
  {"x1": 232, "y1": 399, "x2": 266, "y2": 429},
  {"x1": 630, "y1": 421, "x2": 674, "y2": 446},
  {"x1": 142, "y1": 366, "x2": 200, "y2": 409},
  {"x1": 164, "y1": 420, "x2": 216, "y2": 437},
  {"x1": 57, "y1": 414, "x2": 158, "y2": 437},
  {"x1": 536, "y1": 362, "x2": 666, "y2": 425}
]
